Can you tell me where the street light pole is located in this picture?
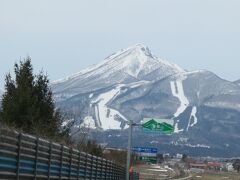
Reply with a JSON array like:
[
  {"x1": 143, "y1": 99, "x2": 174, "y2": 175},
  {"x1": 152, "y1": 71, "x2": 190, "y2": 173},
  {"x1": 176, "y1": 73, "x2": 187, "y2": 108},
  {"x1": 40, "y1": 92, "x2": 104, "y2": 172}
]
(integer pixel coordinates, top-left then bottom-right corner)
[{"x1": 126, "y1": 120, "x2": 133, "y2": 180}]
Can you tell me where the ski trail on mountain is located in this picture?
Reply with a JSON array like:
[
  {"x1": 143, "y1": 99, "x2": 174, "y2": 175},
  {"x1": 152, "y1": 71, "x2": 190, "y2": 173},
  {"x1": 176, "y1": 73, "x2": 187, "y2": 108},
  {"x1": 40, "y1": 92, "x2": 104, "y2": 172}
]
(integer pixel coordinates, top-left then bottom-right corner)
[
  {"x1": 170, "y1": 79, "x2": 189, "y2": 117},
  {"x1": 91, "y1": 85, "x2": 127, "y2": 130},
  {"x1": 174, "y1": 120, "x2": 184, "y2": 133},
  {"x1": 186, "y1": 106, "x2": 198, "y2": 131}
]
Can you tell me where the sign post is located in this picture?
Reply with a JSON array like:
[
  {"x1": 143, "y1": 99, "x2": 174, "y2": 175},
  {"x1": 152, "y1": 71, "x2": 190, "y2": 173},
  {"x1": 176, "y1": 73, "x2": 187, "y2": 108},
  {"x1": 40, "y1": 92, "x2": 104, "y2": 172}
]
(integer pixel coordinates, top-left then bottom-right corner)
[
  {"x1": 126, "y1": 118, "x2": 174, "y2": 180},
  {"x1": 126, "y1": 120, "x2": 133, "y2": 180},
  {"x1": 133, "y1": 147, "x2": 158, "y2": 163}
]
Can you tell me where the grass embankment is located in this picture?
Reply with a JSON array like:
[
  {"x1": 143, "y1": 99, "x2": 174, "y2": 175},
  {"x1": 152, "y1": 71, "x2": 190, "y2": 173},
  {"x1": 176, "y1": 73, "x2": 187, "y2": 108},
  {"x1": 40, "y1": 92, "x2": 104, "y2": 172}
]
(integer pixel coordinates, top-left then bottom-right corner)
[{"x1": 191, "y1": 172, "x2": 240, "y2": 180}]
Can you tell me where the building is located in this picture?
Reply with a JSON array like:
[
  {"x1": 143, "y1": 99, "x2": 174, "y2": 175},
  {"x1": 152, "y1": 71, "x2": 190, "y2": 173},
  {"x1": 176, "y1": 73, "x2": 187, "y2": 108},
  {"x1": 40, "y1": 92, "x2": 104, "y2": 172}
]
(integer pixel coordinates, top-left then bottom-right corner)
[{"x1": 189, "y1": 162, "x2": 221, "y2": 172}]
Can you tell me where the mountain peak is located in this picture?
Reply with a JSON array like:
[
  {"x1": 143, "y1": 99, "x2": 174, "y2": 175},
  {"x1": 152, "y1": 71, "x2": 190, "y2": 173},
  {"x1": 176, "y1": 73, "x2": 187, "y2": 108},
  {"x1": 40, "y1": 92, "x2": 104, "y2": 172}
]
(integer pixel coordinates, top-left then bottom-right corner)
[
  {"x1": 101, "y1": 43, "x2": 185, "y2": 79},
  {"x1": 105, "y1": 43, "x2": 153, "y2": 62},
  {"x1": 130, "y1": 43, "x2": 147, "y2": 48},
  {"x1": 52, "y1": 44, "x2": 185, "y2": 93},
  {"x1": 129, "y1": 43, "x2": 149, "y2": 52},
  {"x1": 129, "y1": 43, "x2": 153, "y2": 57}
]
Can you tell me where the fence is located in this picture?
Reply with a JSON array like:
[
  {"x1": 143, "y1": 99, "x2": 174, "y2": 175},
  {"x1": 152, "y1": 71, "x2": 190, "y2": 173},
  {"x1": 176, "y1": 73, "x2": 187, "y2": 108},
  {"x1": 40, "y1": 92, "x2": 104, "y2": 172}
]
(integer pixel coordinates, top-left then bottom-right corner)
[{"x1": 0, "y1": 128, "x2": 139, "y2": 180}]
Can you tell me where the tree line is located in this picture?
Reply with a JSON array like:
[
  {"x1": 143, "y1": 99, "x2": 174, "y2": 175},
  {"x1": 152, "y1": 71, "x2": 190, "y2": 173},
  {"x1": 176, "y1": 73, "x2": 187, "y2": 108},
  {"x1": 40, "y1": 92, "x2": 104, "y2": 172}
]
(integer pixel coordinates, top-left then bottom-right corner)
[
  {"x1": 0, "y1": 58, "x2": 129, "y2": 164},
  {"x1": 0, "y1": 57, "x2": 68, "y2": 140}
]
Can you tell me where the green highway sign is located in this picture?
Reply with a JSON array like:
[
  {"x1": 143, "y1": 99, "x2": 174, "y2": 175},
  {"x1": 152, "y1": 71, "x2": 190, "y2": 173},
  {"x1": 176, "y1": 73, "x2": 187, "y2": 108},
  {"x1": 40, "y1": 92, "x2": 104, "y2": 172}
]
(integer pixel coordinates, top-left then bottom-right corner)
[
  {"x1": 141, "y1": 118, "x2": 174, "y2": 134},
  {"x1": 134, "y1": 156, "x2": 157, "y2": 164}
]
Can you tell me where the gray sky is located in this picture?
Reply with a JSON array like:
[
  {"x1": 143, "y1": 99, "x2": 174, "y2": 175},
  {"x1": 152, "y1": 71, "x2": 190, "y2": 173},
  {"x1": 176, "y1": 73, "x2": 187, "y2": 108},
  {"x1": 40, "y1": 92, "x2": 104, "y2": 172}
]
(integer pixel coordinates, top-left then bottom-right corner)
[{"x1": 1, "y1": 0, "x2": 240, "y2": 89}]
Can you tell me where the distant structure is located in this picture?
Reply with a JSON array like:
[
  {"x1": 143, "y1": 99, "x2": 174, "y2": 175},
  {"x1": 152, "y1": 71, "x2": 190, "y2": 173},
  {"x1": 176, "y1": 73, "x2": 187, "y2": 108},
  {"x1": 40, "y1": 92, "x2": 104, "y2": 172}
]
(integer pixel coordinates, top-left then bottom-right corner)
[{"x1": 190, "y1": 162, "x2": 221, "y2": 173}]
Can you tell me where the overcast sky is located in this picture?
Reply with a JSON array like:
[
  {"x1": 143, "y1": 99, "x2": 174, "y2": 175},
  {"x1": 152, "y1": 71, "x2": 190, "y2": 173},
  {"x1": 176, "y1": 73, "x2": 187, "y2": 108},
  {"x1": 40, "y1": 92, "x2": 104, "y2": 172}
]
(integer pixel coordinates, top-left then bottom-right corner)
[{"x1": 1, "y1": 0, "x2": 240, "y2": 89}]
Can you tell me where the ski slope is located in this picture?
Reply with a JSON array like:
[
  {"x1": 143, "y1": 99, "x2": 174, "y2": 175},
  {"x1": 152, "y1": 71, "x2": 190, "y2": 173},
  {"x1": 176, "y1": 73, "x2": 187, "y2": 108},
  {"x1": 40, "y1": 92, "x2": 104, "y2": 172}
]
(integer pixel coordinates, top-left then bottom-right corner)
[{"x1": 170, "y1": 79, "x2": 189, "y2": 117}]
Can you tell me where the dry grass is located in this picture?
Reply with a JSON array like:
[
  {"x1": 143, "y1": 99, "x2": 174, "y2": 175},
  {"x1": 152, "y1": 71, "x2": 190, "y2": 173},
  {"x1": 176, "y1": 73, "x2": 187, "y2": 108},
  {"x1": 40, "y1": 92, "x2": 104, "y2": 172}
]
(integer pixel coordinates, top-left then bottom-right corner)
[
  {"x1": 191, "y1": 172, "x2": 240, "y2": 180},
  {"x1": 133, "y1": 164, "x2": 178, "y2": 180}
]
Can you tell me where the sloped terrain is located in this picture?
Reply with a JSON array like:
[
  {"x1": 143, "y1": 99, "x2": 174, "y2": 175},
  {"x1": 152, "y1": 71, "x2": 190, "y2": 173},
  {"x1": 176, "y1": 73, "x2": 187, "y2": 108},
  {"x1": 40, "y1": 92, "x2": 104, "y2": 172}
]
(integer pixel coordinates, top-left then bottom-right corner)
[{"x1": 53, "y1": 44, "x2": 240, "y2": 157}]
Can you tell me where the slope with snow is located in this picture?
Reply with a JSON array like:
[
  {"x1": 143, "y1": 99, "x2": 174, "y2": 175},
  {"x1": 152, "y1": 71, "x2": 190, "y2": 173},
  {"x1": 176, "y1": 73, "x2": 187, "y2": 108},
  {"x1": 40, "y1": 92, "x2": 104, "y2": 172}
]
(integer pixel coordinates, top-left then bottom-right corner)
[
  {"x1": 52, "y1": 44, "x2": 185, "y2": 98},
  {"x1": 170, "y1": 76, "x2": 189, "y2": 117},
  {"x1": 52, "y1": 44, "x2": 240, "y2": 157},
  {"x1": 186, "y1": 106, "x2": 198, "y2": 131},
  {"x1": 81, "y1": 116, "x2": 96, "y2": 129},
  {"x1": 174, "y1": 120, "x2": 184, "y2": 133},
  {"x1": 91, "y1": 85, "x2": 128, "y2": 130}
]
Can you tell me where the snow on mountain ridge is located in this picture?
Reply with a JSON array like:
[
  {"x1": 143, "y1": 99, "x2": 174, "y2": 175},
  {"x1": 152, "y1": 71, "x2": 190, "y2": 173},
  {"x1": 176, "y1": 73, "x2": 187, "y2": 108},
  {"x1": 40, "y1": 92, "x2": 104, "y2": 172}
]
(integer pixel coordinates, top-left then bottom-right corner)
[
  {"x1": 170, "y1": 75, "x2": 189, "y2": 118},
  {"x1": 91, "y1": 84, "x2": 128, "y2": 130},
  {"x1": 52, "y1": 43, "x2": 185, "y2": 84}
]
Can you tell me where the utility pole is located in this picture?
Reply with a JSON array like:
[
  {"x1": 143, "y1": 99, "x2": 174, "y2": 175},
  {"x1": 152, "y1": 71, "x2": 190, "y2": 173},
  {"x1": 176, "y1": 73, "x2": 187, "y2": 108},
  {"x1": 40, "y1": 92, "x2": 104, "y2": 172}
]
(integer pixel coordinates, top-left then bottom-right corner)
[{"x1": 126, "y1": 120, "x2": 133, "y2": 180}]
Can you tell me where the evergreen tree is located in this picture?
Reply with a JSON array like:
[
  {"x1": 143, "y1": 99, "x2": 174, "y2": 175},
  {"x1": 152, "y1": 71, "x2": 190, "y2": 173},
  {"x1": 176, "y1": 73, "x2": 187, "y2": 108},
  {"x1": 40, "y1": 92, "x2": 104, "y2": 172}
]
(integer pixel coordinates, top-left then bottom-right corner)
[
  {"x1": 80, "y1": 140, "x2": 103, "y2": 157},
  {"x1": 181, "y1": 154, "x2": 188, "y2": 163},
  {"x1": 0, "y1": 57, "x2": 67, "y2": 139},
  {"x1": 233, "y1": 159, "x2": 240, "y2": 173}
]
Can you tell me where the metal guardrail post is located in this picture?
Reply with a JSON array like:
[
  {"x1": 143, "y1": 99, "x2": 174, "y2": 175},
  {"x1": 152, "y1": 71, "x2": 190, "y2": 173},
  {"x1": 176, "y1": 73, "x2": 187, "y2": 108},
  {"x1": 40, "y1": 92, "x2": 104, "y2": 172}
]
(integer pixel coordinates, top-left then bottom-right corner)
[
  {"x1": 109, "y1": 161, "x2": 111, "y2": 179},
  {"x1": 113, "y1": 162, "x2": 116, "y2": 179},
  {"x1": 112, "y1": 162, "x2": 115, "y2": 179},
  {"x1": 109, "y1": 161, "x2": 113, "y2": 179},
  {"x1": 122, "y1": 166, "x2": 125, "y2": 180},
  {"x1": 60, "y1": 144, "x2": 63, "y2": 179},
  {"x1": 116, "y1": 164, "x2": 119, "y2": 180},
  {"x1": 115, "y1": 165, "x2": 118, "y2": 180},
  {"x1": 0, "y1": 129, "x2": 140, "y2": 180},
  {"x1": 34, "y1": 137, "x2": 39, "y2": 180},
  {"x1": 113, "y1": 162, "x2": 116, "y2": 180},
  {"x1": 69, "y1": 148, "x2": 73, "y2": 179},
  {"x1": 77, "y1": 151, "x2": 81, "y2": 180},
  {"x1": 105, "y1": 160, "x2": 108, "y2": 179},
  {"x1": 16, "y1": 133, "x2": 22, "y2": 180},
  {"x1": 126, "y1": 120, "x2": 133, "y2": 180},
  {"x1": 112, "y1": 162, "x2": 114, "y2": 180},
  {"x1": 48, "y1": 141, "x2": 52, "y2": 180},
  {"x1": 100, "y1": 158, "x2": 103, "y2": 180},
  {"x1": 84, "y1": 153, "x2": 88, "y2": 180},
  {"x1": 90, "y1": 155, "x2": 94, "y2": 180},
  {"x1": 95, "y1": 157, "x2": 98, "y2": 180}
]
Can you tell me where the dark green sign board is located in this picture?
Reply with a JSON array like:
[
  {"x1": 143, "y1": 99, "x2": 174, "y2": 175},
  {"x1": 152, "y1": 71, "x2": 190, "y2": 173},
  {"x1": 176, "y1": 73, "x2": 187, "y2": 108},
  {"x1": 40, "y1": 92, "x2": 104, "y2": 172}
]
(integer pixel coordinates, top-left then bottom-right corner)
[
  {"x1": 142, "y1": 118, "x2": 174, "y2": 134},
  {"x1": 134, "y1": 156, "x2": 157, "y2": 164}
]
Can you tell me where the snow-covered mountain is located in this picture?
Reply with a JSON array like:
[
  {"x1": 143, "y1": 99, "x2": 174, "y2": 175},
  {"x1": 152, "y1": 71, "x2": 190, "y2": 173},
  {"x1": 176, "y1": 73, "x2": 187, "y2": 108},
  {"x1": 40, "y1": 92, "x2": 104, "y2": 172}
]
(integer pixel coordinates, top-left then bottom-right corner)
[
  {"x1": 52, "y1": 44, "x2": 184, "y2": 100},
  {"x1": 52, "y1": 44, "x2": 240, "y2": 157}
]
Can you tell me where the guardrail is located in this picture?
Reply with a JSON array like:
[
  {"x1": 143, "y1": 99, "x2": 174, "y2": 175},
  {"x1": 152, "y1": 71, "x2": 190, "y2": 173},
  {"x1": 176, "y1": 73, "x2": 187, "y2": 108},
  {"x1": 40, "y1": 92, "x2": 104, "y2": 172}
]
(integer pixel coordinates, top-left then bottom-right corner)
[{"x1": 0, "y1": 128, "x2": 139, "y2": 180}]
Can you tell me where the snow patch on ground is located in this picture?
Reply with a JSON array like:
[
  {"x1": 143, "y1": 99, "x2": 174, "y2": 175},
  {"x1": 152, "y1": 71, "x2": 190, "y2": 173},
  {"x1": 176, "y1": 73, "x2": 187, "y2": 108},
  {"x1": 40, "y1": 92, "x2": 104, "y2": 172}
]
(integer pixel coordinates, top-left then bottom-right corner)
[
  {"x1": 127, "y1": 80, "x2": 150, "y2": 88},
  {"x1": 171, "y1": 141, "x2": 210, "y2": 149},
  {"x1": 150, "y1": 140, "x2": 159, "y2": 144},
  {"x1": 183, "y1": 70, "x2": 207, "y2": 75},
  {"x1": 174, "y1": 122, "x2": 184, "y2": 133},
  {"x1": 185, "y1": 144, "x2": 210, "y2": 149},
  {"x1": 54, "y1": 93, "x2": 76, "y2": 101},
  {"x1": 170, "y1": 77, "x2": 189, "y2": 117},
  {"x1": 61, "y1": 119, "x2": 73, "y2": 127},
  {"x1": 197, "y1": 91, "x2": 200, "y2": 99},
  {"x1": 122, "y1": 47, "x2": 148, "y2": 78},
  {"x1": 186, "y1": 106, "x2": 198, "y2": 131},
  {"x1": 205, "y1": 101, "x2": 240, "y2": 111},
  {"x1": 170, "y1": 78, "x2": 189, "y2": 133},
  {"x1": 91, "y1": 85, "x2": 128, "y2": 130},
  {"x1": 81, "y1": 116, "x2": 96, "y2": 129}
]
